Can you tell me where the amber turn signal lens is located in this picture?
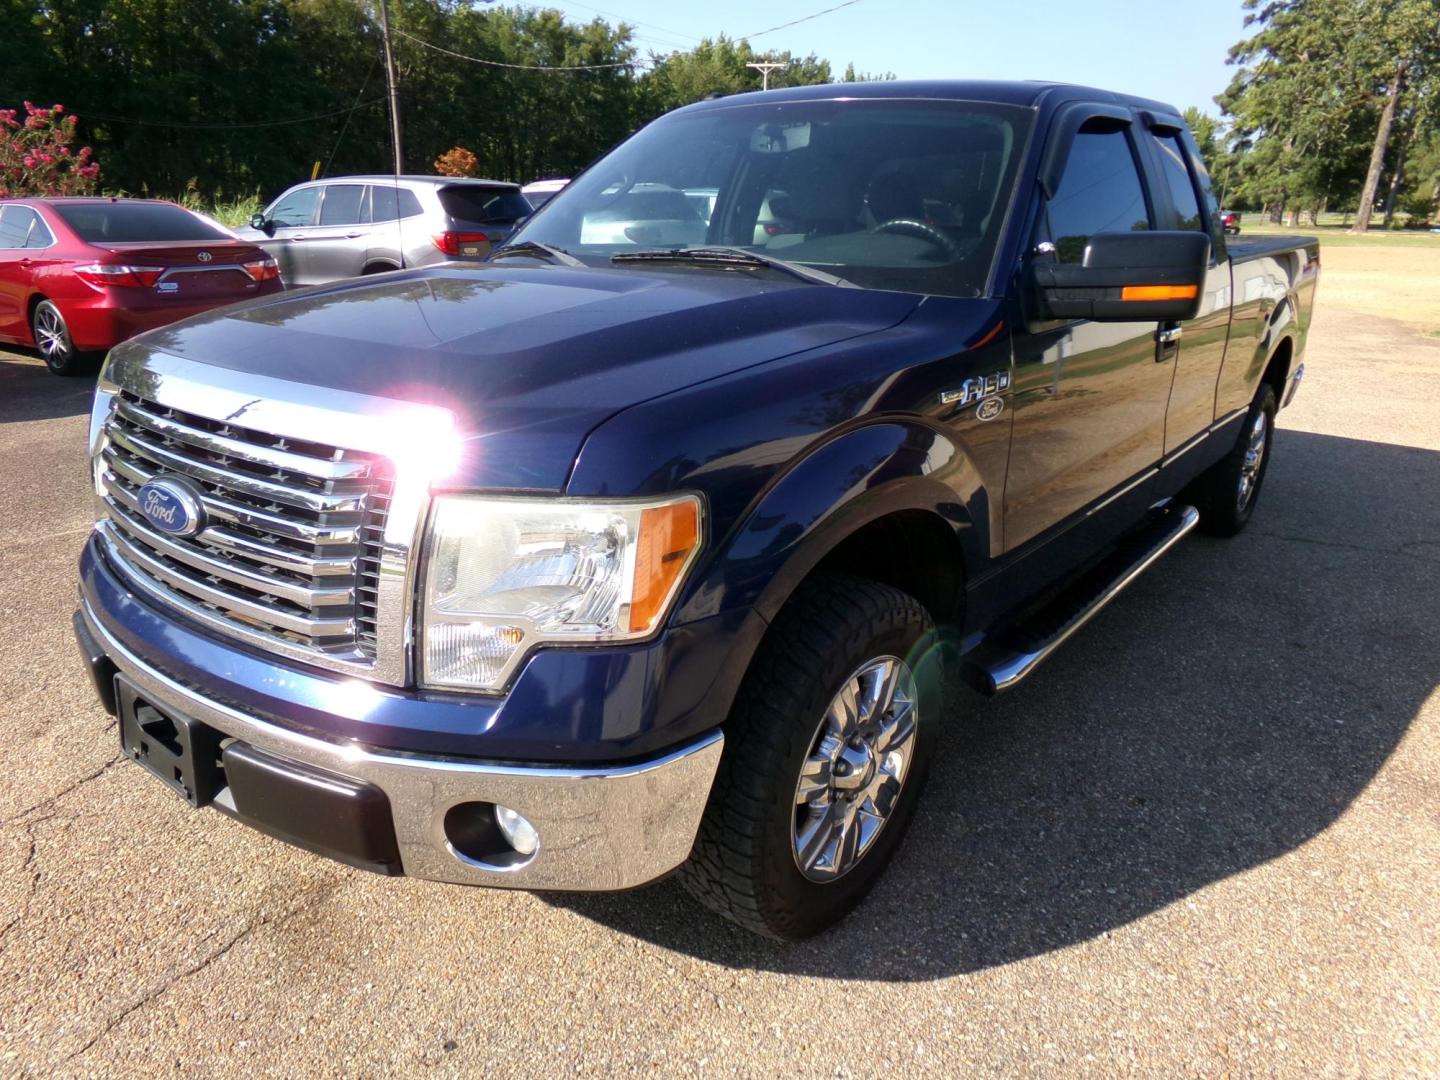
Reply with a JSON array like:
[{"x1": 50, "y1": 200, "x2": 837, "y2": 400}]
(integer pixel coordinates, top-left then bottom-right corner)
[
  {"x1": 628, "y1": 500, "x2": 700, "y2": 633},
  {"x1": 1120, "y1": 284, "x2": 1198, "y2": 301}
]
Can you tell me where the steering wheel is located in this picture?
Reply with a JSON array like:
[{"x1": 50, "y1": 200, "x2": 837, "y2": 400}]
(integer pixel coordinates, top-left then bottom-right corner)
[{"x1": 872, "y1": 218, "x2": 965, "y2": 260}]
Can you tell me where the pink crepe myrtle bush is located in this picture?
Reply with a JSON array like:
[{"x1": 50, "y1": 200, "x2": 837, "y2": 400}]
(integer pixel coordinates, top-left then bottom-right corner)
[{"x1": 0, "y1": 103, "x2": 100, "y2": 198}]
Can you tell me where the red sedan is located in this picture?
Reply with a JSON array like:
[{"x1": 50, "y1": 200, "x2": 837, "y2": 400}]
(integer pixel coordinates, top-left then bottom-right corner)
[{"x1": 0, "y1": 197, "x2": 283, "y2": 376}]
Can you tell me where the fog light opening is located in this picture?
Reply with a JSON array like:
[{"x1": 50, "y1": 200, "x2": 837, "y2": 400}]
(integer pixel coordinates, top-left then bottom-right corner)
[{"x1": 443, "y1": 801, "x2": 539, "y2": 871}]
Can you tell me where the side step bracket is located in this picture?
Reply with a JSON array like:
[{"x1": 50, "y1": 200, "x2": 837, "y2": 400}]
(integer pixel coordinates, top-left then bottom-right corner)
[{"x1": 964, "y1": 503, "x2": 1200, "y2": 695}]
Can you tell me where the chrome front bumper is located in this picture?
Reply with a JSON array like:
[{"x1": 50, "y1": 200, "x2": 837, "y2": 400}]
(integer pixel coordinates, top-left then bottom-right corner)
[{"x1": 81, "y1": 602, "x2": 723, "y2": 891}]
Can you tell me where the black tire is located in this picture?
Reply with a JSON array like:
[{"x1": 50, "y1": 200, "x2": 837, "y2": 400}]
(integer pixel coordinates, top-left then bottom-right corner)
[
  {"x1": 1188, "y1": 382, "x2": 1277, "y2": 537},
  {"x1": 31, "y1": 300, "x2": 95, "y2": 376},
  {"x1": 679, "y1": 573, "x2": 941, "y2": 940}
]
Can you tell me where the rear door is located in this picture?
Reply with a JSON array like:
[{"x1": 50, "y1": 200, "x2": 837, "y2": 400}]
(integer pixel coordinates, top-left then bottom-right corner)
[
  {"x1": 1137, "y1": 116, "x2": 1233, "y2": 459},
  {"x1": 1003, "y1": 111, "x2": 1173, "y2": 550},
  {"x1": 302, "y1": 184, "x2": 370, "y2": 283}
]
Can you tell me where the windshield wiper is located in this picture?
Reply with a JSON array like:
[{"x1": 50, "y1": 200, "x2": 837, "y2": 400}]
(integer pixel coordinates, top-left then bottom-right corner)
[
  {"x1": 487, "y1": 240, "x2": 586, "y2": 267},
  {"x1": 611, "y1": 246, "x2": 856, "y2": 288}
]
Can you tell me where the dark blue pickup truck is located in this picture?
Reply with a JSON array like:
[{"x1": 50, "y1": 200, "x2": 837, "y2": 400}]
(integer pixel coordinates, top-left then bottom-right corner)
[{"x1": 74, "y1": 80, "x2": 1317, "y2": 939}]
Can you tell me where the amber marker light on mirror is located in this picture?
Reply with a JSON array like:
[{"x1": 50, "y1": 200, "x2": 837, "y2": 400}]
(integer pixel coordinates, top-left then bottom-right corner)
[
  {"x1": 629, "y1": 499, "x2": 702, "y2": 633},
  {"x1": 1120, "y1": 284, "x2": 1198, "y2": 301}
]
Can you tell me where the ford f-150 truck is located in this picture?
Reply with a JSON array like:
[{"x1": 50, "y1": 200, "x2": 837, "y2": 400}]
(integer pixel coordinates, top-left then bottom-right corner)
[{"x1": 73, "y1": 81, "x2": 1317, "y2": 940}]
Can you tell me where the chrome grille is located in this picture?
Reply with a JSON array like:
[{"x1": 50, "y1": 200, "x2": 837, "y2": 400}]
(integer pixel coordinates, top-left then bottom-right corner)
[{"x1": 97, "y1": 391, "x2": 394, "y2": 662}]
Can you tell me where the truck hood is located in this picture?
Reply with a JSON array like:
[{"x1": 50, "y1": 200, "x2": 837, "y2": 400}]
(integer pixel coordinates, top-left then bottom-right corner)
[{"x1": 130, "y1": 264, "x2": 922, "y2": 489}]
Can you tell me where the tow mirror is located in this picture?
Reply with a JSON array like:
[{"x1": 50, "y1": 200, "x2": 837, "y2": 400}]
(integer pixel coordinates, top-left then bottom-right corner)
[{"x1": 1027, "y1": 231, "x2": 1210, "y2": 323}]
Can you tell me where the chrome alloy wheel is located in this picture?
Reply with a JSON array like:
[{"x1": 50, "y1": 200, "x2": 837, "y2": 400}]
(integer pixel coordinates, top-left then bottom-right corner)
[
  {"x1": 34, "y1": 305, "x2": 71, "y2": 364},
  {"x1": 1236, "y1": 410, "x2": 1268, "y2": 511},
  {"x1": 791, "y1": 655, "x2": 918, "y2": 883}
]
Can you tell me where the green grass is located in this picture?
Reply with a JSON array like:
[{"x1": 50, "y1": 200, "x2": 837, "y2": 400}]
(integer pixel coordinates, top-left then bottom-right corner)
[
  {"x1": 1240, "y1": 221, "x2": 1440, "y2": 248},
  {"x1": 177, "y1": 191, "x2": 264, "y2": 229}
]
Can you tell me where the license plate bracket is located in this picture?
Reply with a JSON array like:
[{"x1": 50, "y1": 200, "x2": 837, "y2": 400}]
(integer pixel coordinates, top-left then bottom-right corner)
[{"x1": 116, "y1": 677, "x2": 223, "y2": 807}]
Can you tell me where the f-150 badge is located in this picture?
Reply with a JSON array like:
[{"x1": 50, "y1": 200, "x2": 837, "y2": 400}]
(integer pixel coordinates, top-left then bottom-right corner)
[{"x1": 940, "y1": 370, "x2": 1011, "y2": 407}]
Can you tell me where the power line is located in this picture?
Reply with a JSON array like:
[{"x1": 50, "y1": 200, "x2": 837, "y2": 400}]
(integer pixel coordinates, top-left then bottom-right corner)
[
  {"x1": 743, "y1": 0, "x2": 865, "y2": 41},
  {"x1": 393, "y1": 27, "x2": 644, "y2": 71},
  {"x1": 77, "y1": 99, "x2": 387, "y2": 130},
  {"x1": 321, "y1": 52, "x2": 380, "y2": 177}
]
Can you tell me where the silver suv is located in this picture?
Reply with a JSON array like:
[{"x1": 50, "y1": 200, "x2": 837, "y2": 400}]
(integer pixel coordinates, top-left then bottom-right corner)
[{"x1": 237, "y1": 175, "x2": 532, "y2": 287}]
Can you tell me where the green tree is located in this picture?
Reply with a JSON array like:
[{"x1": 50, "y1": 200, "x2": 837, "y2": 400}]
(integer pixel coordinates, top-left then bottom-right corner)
[
  {"x1": 638, "y1": 36, "x2": 834, "y2": 115},
  {"x1": 1220, "y1": 0, "x2": 1440, "y2": 231}
]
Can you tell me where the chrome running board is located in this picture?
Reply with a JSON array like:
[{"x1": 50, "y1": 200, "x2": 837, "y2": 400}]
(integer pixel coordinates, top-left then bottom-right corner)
[{"x1": 966, "y1": 503, "x2": 1201, "y2": 695}]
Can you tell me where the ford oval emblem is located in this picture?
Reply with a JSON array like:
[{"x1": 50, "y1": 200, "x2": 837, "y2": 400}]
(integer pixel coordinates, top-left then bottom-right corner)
[
  {"x1": 136, "y1": 477, "x2": 205, "y2": 537},
  {"x1": 975, "y1": 396, "x2": 1005, "y2": 422}
]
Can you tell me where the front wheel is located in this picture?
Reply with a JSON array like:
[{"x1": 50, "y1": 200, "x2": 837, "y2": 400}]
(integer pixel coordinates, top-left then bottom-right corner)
[
  {"x1": 679, "y1": 574, "x2": 940, "y2": 940},
  {"x1": 1189, "y1": 382, "x2": 1277, "y2": 537},
  {"x1": 32, "y1": 300, "x2": 95, "y2": 376}
]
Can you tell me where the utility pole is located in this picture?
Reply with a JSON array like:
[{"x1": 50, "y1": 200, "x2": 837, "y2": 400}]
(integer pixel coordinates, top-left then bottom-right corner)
[
  {"x1": 377, "y1": 0, "x2": 403, "y2": 174},
  {"x1": 746, "y1": 61, "x2": 789, "y2": 92}
]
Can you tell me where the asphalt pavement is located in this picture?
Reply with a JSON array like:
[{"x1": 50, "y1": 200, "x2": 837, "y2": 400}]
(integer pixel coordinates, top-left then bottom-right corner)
[{"x1": 1, "y1": 304, "x2": 1436, "y2": 1077}]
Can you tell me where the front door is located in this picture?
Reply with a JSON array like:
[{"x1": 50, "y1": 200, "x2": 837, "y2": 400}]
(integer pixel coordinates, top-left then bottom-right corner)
[
  {"x1": 261, "y1": 185, "x2": 321, "y2": 286},
  {"x1": 1003, "y1": 118, "x2": 1173, "y2": 550}
]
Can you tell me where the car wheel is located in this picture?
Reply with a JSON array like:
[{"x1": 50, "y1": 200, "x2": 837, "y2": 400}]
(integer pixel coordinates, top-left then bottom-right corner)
[
  {"x1": 1189, "y1": 382, "x2": 1277, "y2": 538},
  {"x1": 32, "y1": 301, "x2": 94, "y2": 376},
  {"x1": 679, "y1": 573, "x2": 940, "y2": 940}
]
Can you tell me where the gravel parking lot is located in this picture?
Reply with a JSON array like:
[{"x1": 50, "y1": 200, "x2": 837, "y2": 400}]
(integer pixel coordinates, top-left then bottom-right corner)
[{"x1": 1, "y1": 303, "x2": 1437, "y2": 1077}]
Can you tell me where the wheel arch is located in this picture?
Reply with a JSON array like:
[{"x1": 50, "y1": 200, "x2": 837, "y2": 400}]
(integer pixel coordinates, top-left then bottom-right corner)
[
  {"x1": 1261, "y1": 334, "x2": 1294, "y2": 405},
  {"x1": 676, "y1": 421, "x2": 985, "y2": 631}
]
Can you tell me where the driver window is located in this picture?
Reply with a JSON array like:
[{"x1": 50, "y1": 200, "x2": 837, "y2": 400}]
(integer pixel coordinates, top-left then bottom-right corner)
[
  {"x1": 269, "y1": 186, "x2": 319, "y2": 229},
  {"x1": 1043, "y1": 126, "x2": 1152, "y2": 262}
]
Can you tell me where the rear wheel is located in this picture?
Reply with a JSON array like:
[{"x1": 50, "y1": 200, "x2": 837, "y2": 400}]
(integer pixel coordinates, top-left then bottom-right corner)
[
  {"x1": 1189, "y1": 382, "x2": 1276, "y2": 537},
  {"x1": 679, "y1": 574, "x2": 940, "y2": 940},
  {"x1": 32, "y1": 301, "x2": 95, "y2": 376}
]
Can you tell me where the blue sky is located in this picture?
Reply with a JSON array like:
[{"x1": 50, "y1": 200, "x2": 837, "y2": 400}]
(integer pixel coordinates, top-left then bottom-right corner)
[{"x1": 541, "y1": 0, "x2": 1252, "y2": 116}]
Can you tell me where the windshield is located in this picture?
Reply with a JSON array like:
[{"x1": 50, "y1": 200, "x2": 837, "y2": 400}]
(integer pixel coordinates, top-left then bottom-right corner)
[
  {"x1": 510, "y1": 98, "x2": 1032, "y2": 297},
  {"x1": 53, "y1": 201, "x2": 231, "y2": 243}
]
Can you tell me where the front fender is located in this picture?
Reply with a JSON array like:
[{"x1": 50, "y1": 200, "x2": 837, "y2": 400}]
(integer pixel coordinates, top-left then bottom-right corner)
[{"x1": 677, "y1": 420, "x2": 985, "y2": 625}]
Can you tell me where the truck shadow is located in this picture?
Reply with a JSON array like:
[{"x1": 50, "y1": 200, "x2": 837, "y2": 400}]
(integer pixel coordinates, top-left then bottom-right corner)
[
  {"x1": 547, "y1": 430, "x2": 1440, "y2": 979},
  {"x1": 0, "y1": 353, "x2": 96, "y2": 423}
]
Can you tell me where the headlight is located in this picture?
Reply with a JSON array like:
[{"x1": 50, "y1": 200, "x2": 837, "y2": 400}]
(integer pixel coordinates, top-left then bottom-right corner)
[{"x1": 420, "y1": 494, "x2": 702, "y2": 691}]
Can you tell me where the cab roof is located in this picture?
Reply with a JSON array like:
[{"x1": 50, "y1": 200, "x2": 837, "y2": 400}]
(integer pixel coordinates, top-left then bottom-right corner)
[{"x1": 675, "y1": 79, "x2": 1178, "y2": 119}]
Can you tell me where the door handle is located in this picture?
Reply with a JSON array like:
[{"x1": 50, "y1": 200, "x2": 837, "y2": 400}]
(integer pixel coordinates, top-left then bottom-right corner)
[
  {"x1": 344, "y1": 232, "x2": 364, "y2": 239},
  {"x1": 18, "y1": 258, "x2": 32, "y2": 268},
  {"x1": 288, "y1": 234, "x2": 308, "y2": 242}
]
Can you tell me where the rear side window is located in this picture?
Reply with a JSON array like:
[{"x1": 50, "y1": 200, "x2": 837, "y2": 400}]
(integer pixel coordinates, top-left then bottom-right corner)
[
  {"x1": 1148, "y1": 132, "x2": 1204, "y2": 231},
  {"x1": 437, "y1": 186, "x2": 531, "y2": 225},
  {"x1": 0, "y1": 206, "x2": 44, "y2": 249},
  {"x1": 1045, "y1": 127, "x2": 1151, "y2": 262},
  {"x1": 318, "y1": 184, "x2": 366, "y2": 226},
  {"x1": 269, "y1": 187, "x2": 319, "y2": 228},
  {"x1": 52, "y1": 202, "x2": 230, "y2": 243},
  {"x1": 370, "y1": 185, "x2": 424, "y2": 222}
]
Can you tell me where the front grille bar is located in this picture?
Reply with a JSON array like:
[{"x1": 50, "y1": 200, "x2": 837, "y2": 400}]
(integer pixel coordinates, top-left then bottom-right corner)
[
  {"x1": 103, "y1": 448, "x2": 361, "y2": 546},
  {"x1": 113, "y1": 398, "x2": 373, "y2": 482},
  {"x1": 102, "y1": 522, "x2": 356, "y2": 640},
  {"x1": 107, "y1": 425, "x2": 366, "y2": 515}
]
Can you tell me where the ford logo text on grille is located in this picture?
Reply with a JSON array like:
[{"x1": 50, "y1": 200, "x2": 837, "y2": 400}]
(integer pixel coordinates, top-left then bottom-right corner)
[{"x1": 136, "y1": 477, "x2": 205, "y2": 537}]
